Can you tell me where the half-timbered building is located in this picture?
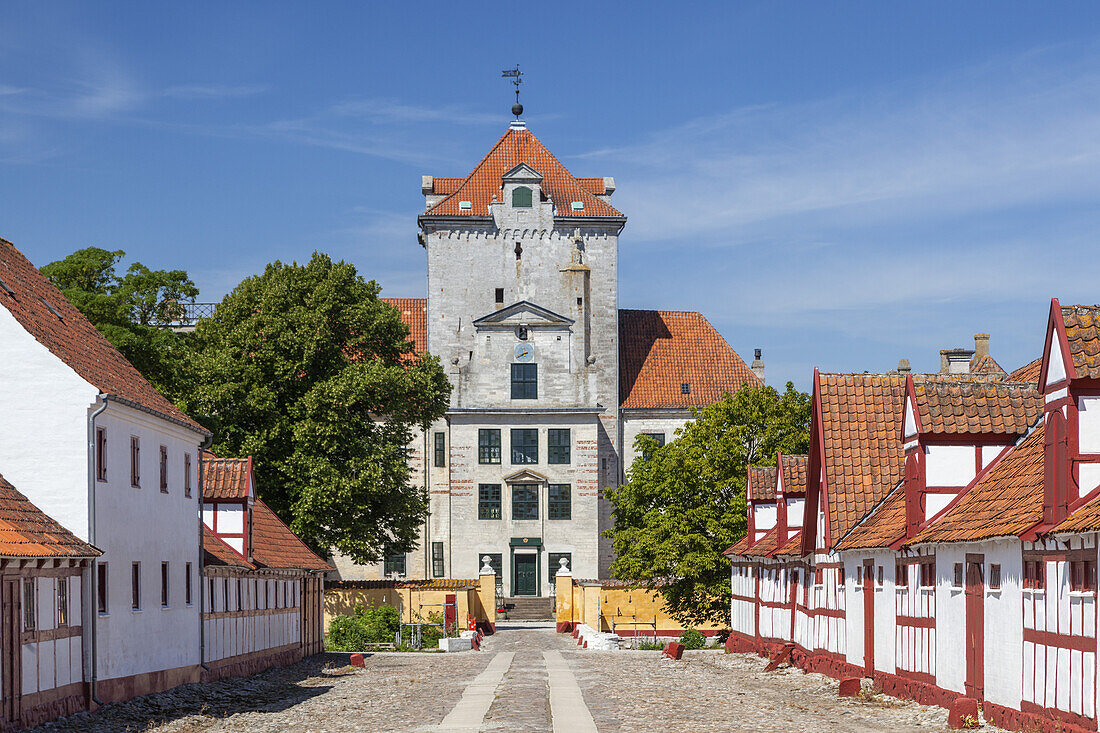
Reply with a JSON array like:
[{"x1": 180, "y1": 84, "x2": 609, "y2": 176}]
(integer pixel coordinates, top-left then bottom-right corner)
[{"x1": 0, "y1": 473, "x2": 99, "y2": 731}]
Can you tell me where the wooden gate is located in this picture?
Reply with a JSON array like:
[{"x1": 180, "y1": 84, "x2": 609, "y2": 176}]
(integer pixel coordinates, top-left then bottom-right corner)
[
  {"x1": 965, "y1": 555, "x2": 985, "y2": 699},
  {"x1": 1, "y1": 576, "x2": 21, "y2": 727},
  {"x1": 863, "y1": 559, "x2": 875, "y2": 676}
]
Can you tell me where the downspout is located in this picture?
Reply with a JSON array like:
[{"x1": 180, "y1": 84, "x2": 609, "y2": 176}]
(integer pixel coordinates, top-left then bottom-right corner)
[
  {"x1": 423, "y1": 427, "x2": 430, "y2": 577},
  {"x1": 198, "y1": 437, "x2": 212, "y2": 671},
  {"x1": 87, "y1": 395, "x2": 109, "y2": 706}
]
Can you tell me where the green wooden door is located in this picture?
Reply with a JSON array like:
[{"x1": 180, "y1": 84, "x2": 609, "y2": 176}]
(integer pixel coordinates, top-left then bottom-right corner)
[{"x1": 514, "y1": 554, "x2": 537, "y2": 596}]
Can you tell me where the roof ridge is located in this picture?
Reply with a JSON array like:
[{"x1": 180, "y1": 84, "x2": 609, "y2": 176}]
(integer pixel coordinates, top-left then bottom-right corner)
[{"x1": 425, "y1": 126, "x2": 521, "y2": 216}]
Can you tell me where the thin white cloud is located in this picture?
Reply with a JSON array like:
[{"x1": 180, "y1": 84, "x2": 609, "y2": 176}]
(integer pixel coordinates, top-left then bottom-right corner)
[{"x1": 161, "y1": 84, "x2": 270, "y2": 100}]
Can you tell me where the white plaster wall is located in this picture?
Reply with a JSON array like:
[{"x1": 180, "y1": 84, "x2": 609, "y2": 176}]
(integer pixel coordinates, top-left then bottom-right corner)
[
  {"x1": 20, "y1": 575, "x2": 83, "y2": 696},
  {"x1": 1047, "y1": 333, "x2": 1067, "y2": 387},
  {"x1": 786, "y1": 498, "x2": 805, "y2": 529},
  {"x1": 93, "y1": 400, "x2": 203, "y2": 682},
  {"x1": 203, "y1": 575, "x2": 302, "y2": 663},
  {"x1": 925, "y1": 444, "x2": 976, "y2": 487},
  {"x1": 925, "y1": 493, "x2": 954, "y2": 520},
  {"x1": 622, "y1": 413, "x2": 691, "y2": 473},
  {"x1": 754, "y1": 504, "x2": 777, "y2": 538},
  {"x1": 1081, "y1": 463, "x2": 1100, "y2": 498},
  {"x1": 1078, "y1": 396, "x2": 1100, "y2": 455},
  {"x1": 0, "y1": 305, "x2": 97, "y2": 539},
  {"x1": 932, "y1": 544, "x2": 968, "y2": 694}
]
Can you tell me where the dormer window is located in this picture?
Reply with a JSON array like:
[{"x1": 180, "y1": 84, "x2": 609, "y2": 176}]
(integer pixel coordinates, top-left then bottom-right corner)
[
  {"x1": 571, "y1": 201, "x2": 584, "y2": 211},
  {"x1": 459, "y1": 200, "x2": 472, "y2": 210},
  {"x1": 681, "y1": 383, "x2": 691, "y2": 394},
  {"x1": 512, "y1": 186, "x2": 533, "y2": 208}
]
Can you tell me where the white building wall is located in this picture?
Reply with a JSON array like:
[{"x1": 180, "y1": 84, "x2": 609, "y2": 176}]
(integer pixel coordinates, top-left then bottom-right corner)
[
  {"x1": 19, "y1": 574, "x2": 83, "y2": 698},
  {"x1": 621, "y1": 412, "x2": 691, "y2": 473},
  {"x1": 203, "y1": 575, "x2": 302, "y2": 664},
  {"x1": 93, "y1": 400, "x2": 203, "y2": 683},
  {"x1": 0, "y1": 305, "x2": 97, "y2": 540},
  {"x1": 925, "y1": 444, "x2": 977, "y2": 487},
  {"x1": 753, "y1": 505, "x2": 777, "y2": 539}
]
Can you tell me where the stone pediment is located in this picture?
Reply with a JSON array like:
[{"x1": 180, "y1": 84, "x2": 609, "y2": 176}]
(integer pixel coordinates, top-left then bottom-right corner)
[
  {"x1": 503, "y1": 468, "x2": 548, "y2": 484},
  {"x1": 502, "y1": 163, "x2": 543, "y2": 183},
  {"x1": 472, "y1": 300, "x2": 574, "y2": 331}
]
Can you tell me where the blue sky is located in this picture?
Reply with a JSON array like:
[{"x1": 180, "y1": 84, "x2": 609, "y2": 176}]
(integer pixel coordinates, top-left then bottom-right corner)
[{"x1": 2, "y1": 2, "x2": 1100, "y2": 389}]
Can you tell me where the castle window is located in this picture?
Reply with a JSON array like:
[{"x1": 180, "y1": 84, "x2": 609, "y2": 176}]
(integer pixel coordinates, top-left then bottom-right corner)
[
  {"x1": 495, "y1": 288, "x2": 505, "y2": 303},
  {"x1": 432, "y1": 542, "x2": 445, "y2": 577},
  {"x1": 512, "y1": 484, "x2": 539, "y2": 520},
  {"x1": 511, "y1": 363, "x2": 537, "y2": 399},
  {"x1": 550, "y1": 552, "x2": 572, "y2": 575},
  {"x1": 479, "y1": 429, "x2": 501, "y2": 464},
  {"x1": 511, "y1": 428, "x2": 538, "y2": 464},
  {"x1": 479, "y1": 484, "x2": 502, "y2": 520},
  {"x1": 681, "y1": 383, "x2": 691, "y2": 394},
  {"x1": 434, "y1": 432, "x2": 446, "y2": 468},
  {"x1": 384, "y1": 549, "x2": 406, "y2": 577},
  {"x1": 548, "y1": 429, "x2": 571, "y2": 464},
  {"x1": 548, "y1": 484, "x2": 571, "y2": 520},
  {"x1": 512, "y1": 186, "x2": 532, "y2": 208}
]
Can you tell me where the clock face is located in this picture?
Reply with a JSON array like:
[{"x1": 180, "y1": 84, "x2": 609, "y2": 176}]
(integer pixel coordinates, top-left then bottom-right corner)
[{"x1": 514, "y1": 342, "x2": 534, "y2": 362}]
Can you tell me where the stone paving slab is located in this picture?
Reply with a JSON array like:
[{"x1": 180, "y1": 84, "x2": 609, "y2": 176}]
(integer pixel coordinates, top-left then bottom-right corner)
[{"x1": 29, "y1": 627, "x2": 1008, "y2": 732}]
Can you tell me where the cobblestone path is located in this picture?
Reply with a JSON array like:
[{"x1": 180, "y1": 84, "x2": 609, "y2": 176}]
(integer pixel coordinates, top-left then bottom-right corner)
[{"x1": 31, "y1": 623, "x2": 1003, "y2": 732}]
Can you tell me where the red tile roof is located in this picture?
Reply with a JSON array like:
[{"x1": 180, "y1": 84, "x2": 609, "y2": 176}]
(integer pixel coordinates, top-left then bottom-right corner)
[
  {"x1": 203, "y1": 526, "x2": 252, "y2": 569},
  {"x1": 1062, "y1": 305, "x2": 1100, "y2": 379},
  {"x1": 423, "y1": 125, "x2": 622, "y2": 219},
  {"x1": 250, "y1": 499, "x2": 331, "y2": 571},
  {"x1": 202, "y1": 453, "x2": 251, "y2": 501},
  {"x1": 780, "y1": 454, "x2": 808, "y2": 495},
  {"x1": 913, "y1": 424, "x2": 1045, "y2": 544},
  {"x1": 0, "y1": 473, "x2": 99, "y2": 558},
  {"x1": 619, "y1": 310, "x2": 760, "y2": 409},
  {"x1": 0, "y1": 237, "x2": 206, "y2": 434},
  {"x1": 836, "y1": 485, "x2": 906, "y2": 551},
  {"x1": 381, "y1": 297, "x2": 426, "y2": 356},
  {"x1": 1009, "y1": 357, "x2": 1043, "y2": 383},
  {"x1": 970, "y1": 354, "x2": 1007, "y2": 375},
  {"x1": 1052, "y1": 494, "x2": 1100, "y2": 534},
  {"x1": 724, "y1": 535, "x2": 752, "y2": 557},
  {"x1": 911, "y1": 377, "x2": 1041, "y2": 436},
  {"x1": 328, "y1": 578, "x2": 479, "y2": 590},
  {"x1": 748, "y1": 466, "x2": 778, "y2": 502},
  {"x1": 774, "y1": 531, "x2": 804, "y2": 557},
  {"x1": 818, "y1": 373, "x2": 908, "y2": 548},
  {"x1": 743, "y1": 528, "x2": 780, "y2": 557}
]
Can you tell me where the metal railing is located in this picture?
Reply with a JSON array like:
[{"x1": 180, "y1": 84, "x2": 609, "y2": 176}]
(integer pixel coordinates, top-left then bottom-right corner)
[{"x1": 153, "y1": 302, "x2": 219, "y2": 329}]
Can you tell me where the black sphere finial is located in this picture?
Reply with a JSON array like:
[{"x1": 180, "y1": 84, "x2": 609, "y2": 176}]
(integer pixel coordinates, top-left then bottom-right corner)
[{"x1": 512, "y1": 102, "x2": 524, "y2": 118}]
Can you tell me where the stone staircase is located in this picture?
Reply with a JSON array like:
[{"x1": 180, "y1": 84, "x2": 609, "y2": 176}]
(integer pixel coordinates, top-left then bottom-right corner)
[{"x1": 501, "y1": 596, "x2": 555, "y2": 621}]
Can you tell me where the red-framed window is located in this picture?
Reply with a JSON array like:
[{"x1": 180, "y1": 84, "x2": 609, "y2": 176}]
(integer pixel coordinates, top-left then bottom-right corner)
[
  {"x1": 896, "y1": 563, "x2": 908, "y2": 588},
  {"x1": 954, "y1": 562, "x2": 964, "y2": 588},
  {"x1": 919, "y1": 561, "x2": 936, "y2": 588},
  {"x1": 1023, "y1": 560, "x2": 1046, "y2": 591},
  {"x1": 813, "y1": 568, "x2": 823, "y2": 586},
  {"x1": 1070, "y1": 560, "x2": 1097, "y2": 593},
  {"x1": 989, "y1": 564, "x2": 1001, "y2": 590}
]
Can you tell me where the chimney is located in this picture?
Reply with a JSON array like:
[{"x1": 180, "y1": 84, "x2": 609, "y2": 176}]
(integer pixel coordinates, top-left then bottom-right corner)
[
  {"x1": 940, "y1": 348, "x2": 975, "y2": 375},
  {"x1": 897, "y1": 359, "x2": 911, "y2": 374},
  {"x1": 751, "y1": 348, "x2": 765, "y2": 384},
  {"x1": 974, "y1": 333, "x2": 990, "y2": 360}
]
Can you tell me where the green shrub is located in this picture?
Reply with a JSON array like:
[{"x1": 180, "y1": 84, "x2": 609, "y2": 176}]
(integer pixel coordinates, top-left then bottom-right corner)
[
  {"x1": 679, "y1": 628, "x2": 707, "y2": 650},
  {"x1": 418, "y1": 611, "x2": 447, "y2": 649},
  {"x1": 326, "y1": 605, "x2": 401, "y2": 651},
  {"x1": 637, "y1": 641, "x2": 664, "y2": 651}
]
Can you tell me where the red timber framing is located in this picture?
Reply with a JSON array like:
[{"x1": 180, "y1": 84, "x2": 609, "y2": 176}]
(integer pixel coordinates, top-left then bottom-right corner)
[
  {"x1": 1020, "y1": 544, "x2": 1097, "y2": 725},
  {"x1": 895, "y1": 554, "x2": 937, "y2": 684},
  {"x1": 863, "y1": 558, "x2": 875, "y2": 676},
  {"x1": 2, "y1": 575, "x2": 19, "y2": 729}
]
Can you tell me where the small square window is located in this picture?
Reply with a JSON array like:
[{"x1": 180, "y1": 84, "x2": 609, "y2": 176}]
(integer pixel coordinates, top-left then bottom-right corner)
[
  {"x1": 459, "y1": 200, "x2": 472, "y2": 210},
  {"x1": 495, "y1": 288, "x2": 505, "y2": 303},
  {"x1": 681, "y1": 382, "x2": 691, "y2": 394},
  {"x1": 511, "y1": 428, "x2": 538, "y2": 464},
  {"x1": 989, "y1": 563, "x2": 1001, "y2": 590},
  {"x1": 384, "y1": 549, "x2": 406, "y2": 577},
  {"x1": 479, "y1": 429, "x2": 501, "y2": 465},
  {"x1": 896, "y1": 563, "x2": 907, "y2": 588},
  {"x1": 919, "y1": 561, "x2": 935, "y2": 588}
]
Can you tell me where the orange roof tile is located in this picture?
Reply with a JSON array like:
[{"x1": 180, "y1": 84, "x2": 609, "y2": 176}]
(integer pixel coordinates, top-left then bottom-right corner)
[
  {"x1": 969, "y1": 354, "x2": 1007, "y2": 375},
  {"x1": 203, "y1": 454, "x2": 251, "y2": 501},
  {"x1": 0, "y1": 237, "x2": 206, "y2": 434},
  {"x1": 327, "y1": 578, "x2": 480, "y2": 590},
  {"x1": 1009, "y1": 357, "x2": 1043, "y2": 383},
  {"x1": 203, "y1": 526, "x2": 252, "y2": 569},
  {"x1": 250, "y1": 499, "x2": 331, "y2": 571},
  {"x1": 381, "y1": 297, "x2": 426, "y2": 356},
  {"x1": 912, "y1": 424, "x2": 1045, "y2": 544},
  {"x1": 748, "y1": 466, "x2": 778, "y2": 502},
  {"x1": 774, "y1": 531, "x2": 804, "y2": 557},
  {"x1": 724, "y1": 535, "x2": 752, "y2": 557},
  {"x1": 619, "y1": 310, "x2": 760, "y2": 409},
  {"x1": 818, "y1": 373, "x2": 908, "y2": 548},
  {"x1": 836, "y1": 485, "x2": 906, "y2": 551},
  {"x1": 0, "y1": 473, "x2": 99, "y2": 558},
  {"x1": 780, "y1": 454, "x2": 808, "y2": 495},
  {"x1": 912, "y1": 377, "x2": 1041, "y2": 436},
  {"x1": 1052, "y1": 494, "x2": 1100, "y2": 534},
  {"x1": 423, "y1": 125, "x2": 622, "y2": 219},
  {"x1": 1062, "y1": 305, "x2": 1100, "y2": 379},
  {"x1": 744, "y1": 528, "x2": 780, "y2": 557}
]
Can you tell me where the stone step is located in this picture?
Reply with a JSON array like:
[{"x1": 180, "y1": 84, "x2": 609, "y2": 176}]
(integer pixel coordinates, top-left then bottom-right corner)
[{"x1": 500, "y1": 597, "x2": 555, "y2": 620}]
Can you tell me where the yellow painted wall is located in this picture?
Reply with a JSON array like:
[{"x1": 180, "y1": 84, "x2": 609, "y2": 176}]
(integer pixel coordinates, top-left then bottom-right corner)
[
  {"x1": 324, "y1": 586, "x2": 487, "y2": 632},
  {"x1": 555, "y1": 581, "x2": 725, "y2": 636}
]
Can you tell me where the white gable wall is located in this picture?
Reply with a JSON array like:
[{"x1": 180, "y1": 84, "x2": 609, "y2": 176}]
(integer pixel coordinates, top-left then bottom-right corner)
[
  {"x1": 0, "y1": 304, "x2": 98, "y2": 539},
  {"x1": 786, "y1": 497, "x2": 805, "y2": 528},
  {"x1": 754, "y1": 504, "x2": 777, "y2": 539},
  {"x1": 1046, "y1": 330, "x2": 1067, "y2": 388},
  {"x1": 925, "y1": 444, "x2": 977, "y2": 487}
]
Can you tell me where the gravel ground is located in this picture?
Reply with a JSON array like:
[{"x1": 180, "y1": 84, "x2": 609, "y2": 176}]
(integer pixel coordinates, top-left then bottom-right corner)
[{"x1": 30, "y1": 626, "x2": 1006, "y2": 732}]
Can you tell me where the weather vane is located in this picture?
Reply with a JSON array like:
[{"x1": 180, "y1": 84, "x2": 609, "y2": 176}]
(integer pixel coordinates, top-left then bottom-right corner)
[{"x1": 502, "y1": 65, "x2": 523, "y2": 118}]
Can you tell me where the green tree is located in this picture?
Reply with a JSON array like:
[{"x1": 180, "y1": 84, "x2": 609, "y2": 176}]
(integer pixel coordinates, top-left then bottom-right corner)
[
  {"x1": 605, "y1": 383, "x2": 811, "y2": 627},
  {"x1": 40, "y1": 247, "x2": 199, "y2": 398},
  {"x1": 183, "y1": 252, "x2": 450, "y2": 563}
]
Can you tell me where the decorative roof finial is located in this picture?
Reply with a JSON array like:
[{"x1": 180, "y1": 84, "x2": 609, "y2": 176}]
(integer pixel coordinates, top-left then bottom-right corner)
[{"x1": 502, "y1": 65, "x2": 523, "y2": 119}]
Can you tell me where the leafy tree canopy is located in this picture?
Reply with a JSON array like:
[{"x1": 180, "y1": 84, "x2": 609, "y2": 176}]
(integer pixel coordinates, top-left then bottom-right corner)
[
  {"x1": 41, "y1": 247, "x2": 198, "y2": 398},
  {"x1": 605, "y1": 383, "x2": 811, "y2": 627},
  {"x1": 183, "y1": 252, "x2": 450, "y2": 563}
]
